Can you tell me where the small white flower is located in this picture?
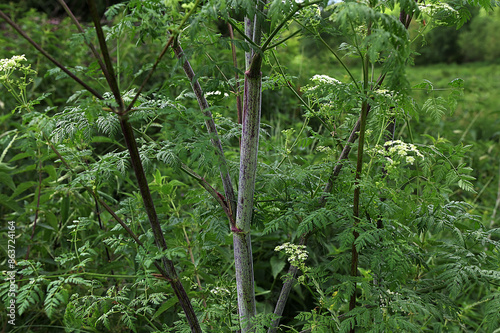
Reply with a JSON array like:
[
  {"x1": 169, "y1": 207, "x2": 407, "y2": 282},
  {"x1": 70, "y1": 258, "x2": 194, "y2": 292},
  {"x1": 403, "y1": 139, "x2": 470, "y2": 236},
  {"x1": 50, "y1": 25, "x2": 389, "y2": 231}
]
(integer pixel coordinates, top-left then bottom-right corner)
[
  {"x1": 378, "y1": 140, "x2": 425, "y2": 167},
  {"x1": 374, "y1": 89, "x2": 394, "y2": 98},
  {"x1": 210, "y1": 287, "x2": 230, "y2": 296},
  {"x1": 419, "y1": 3, "x2": 457, "y2": 15},
  {"x1": 311, "y1": 74, "x2": 342, "y2": 85},
  {"x1": 0, "y1": 55, "x2": 27, "y2": 72},
  {"x1": 205, "y1": 91, "x2": 229, "y2": 98},
  {"x1": 384, "y1": 140, "x2": 403, "y2": 146},
  {"x1": 275, "y1": 242, "x2": 309, "y2": 270},
  {"x1": 316, "y1": 146, "x2": 332, "y2": 153}
]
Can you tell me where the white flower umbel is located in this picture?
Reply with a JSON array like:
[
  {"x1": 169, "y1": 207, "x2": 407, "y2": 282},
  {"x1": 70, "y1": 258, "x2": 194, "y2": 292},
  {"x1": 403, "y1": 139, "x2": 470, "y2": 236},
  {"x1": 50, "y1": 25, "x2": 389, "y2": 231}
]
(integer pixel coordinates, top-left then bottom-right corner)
[
  {"x1": 372, "y1": 140, "x2": 424, "y2": 168},
  {"x1": 205, "y1": 91, "x2": 229, "y2": 98},
  {"x1": 418, "y1": 3, "x2": 457, "y2": 16},
  {"x1": 383, "y1": 140, "x2": 424, "y2": 159},
  {"x1": 275, "y1": 242, "x2": 309, "y2": 271},
  {"x1": 0, "y1": 55, "x2": 27, "y2": 74},
  {"x1": 210, "y1": 286, "x2": 230, "y2": 296},
  {"x1": 305, "y1": 74, "x2": 343, "y2": 93},
  {"x1": 0, "y1": 55, "x2": 36, "y2": 112},
  {"x1": 374, "y1": 89, "x2": 395, "y2": 98},
  {"x1": 311, "y1": 74, "x2": 342, "y2": 85}
]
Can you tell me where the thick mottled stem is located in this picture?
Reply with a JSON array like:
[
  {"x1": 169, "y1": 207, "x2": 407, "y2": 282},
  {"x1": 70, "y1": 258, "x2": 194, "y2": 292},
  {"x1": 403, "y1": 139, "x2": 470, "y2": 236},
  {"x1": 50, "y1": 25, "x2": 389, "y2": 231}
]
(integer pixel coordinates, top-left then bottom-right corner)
[
  {"x1": 244, "y1": 16, "x2": 254, "y2": 70},
  {"x1": 233, "y1": 231, "x2": 256, "y2": 331},
  {"x1": 234, "y1": 53, "x2": 262, "y2": 332},
  {"x1": 173, "y1": 44, "x2": 237, "y2": 223}
]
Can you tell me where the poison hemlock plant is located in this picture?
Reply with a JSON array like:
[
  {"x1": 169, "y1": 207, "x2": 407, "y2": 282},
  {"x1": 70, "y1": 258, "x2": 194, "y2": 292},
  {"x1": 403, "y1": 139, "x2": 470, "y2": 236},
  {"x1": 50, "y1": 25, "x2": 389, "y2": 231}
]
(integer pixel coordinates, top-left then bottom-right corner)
[{"x1": 0, "y1": 0, "x2": 499, "y2": 332}]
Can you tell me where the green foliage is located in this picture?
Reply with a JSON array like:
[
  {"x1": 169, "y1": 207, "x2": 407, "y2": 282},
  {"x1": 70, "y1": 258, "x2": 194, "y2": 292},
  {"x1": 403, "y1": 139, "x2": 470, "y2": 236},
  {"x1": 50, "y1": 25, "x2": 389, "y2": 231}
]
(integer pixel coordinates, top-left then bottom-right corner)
[{"x1": 0, "y1": 0, "x2": 499, "y2": 332}]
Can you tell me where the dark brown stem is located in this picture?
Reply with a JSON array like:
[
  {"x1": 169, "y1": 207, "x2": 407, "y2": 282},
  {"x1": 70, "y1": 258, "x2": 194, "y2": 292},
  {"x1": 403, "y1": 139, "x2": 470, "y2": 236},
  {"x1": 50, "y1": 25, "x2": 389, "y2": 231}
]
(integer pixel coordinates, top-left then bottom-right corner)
[
  {"x1": 118, "y1": 117, "x2": 165, "y2": 249},
  {"x1": 118, "y1": 116, "x2": 202, "y2": 332},
  {"x1": 87, "y1": 0, "x2": 124, "y2": 110},
  {"x1": 0, "y1": 10, "x2": 103, "y2": 99},
  {"x1": 81, "y1": 7, "x2": 200, "y2": 328}
]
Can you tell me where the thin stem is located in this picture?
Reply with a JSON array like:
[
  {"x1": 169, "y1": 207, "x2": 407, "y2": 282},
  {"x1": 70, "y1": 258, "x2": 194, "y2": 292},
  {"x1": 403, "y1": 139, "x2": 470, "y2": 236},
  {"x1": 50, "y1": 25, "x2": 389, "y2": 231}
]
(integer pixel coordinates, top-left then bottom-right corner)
[
  {"x1": 173, "y1": 44, "x2": 237, "y2": 224},
  {"x1": 227, "y1": 17, "x2": 261, "y2": 60},
  {"x1": 179, "y1": 162, "x2": 233, "y2": 218},
  {"x1": 261, "y1": 0, "x2": 322, "y2": 52},
  {"x1": 125, "y1": 0, "x2": 201, "y2": 113},
  {"x1": 92, "y1": 190, "x2": 114, "y2": 266},
  {"x1": 270, "y1": 50, "x2": 334, "y2": 134},
  {"x1": 277, "y1": 117, "x2": 309, "y2": 169},
  {"x1": 266, "y1": 29, "x2": 302, "y2": 50},
  {"x1": 56, "y1": 0, "x2": 110, "y2": 81},
  {"x1": 125, "y1": 35, "x2": 175, "y2": 113},
  {"x1": 136, "y1": 128, "x2": 234, "y2": 222},
  {"x1": 268, "y1": 234, "x2": 306, "y2": 333}
]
